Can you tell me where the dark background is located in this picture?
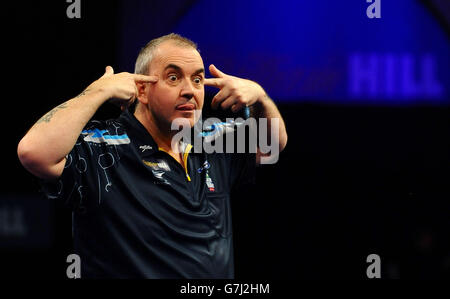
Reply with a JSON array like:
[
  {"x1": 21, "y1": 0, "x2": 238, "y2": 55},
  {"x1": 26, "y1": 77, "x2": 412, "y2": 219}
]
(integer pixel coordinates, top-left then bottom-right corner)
[{"x1": 1, "y1": 1, "x2": 449, "y2": 279}]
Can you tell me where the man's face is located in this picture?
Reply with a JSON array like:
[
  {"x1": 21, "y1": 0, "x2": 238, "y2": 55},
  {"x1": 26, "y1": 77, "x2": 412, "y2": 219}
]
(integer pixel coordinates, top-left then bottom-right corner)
[{"x1": 143, "y1": 41, "x2": 205, "y2": 129}]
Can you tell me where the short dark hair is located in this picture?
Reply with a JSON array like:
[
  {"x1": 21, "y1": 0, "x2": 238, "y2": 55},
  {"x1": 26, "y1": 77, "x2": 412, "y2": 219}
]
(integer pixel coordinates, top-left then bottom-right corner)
[{"x1": 134, "y1": 33, "x2": 198, "y2": 75}]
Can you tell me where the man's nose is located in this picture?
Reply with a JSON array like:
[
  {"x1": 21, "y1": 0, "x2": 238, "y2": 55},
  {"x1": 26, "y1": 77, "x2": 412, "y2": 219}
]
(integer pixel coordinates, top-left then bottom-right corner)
[{"x1": 180, "y1": 80, "x2": 195, "y2": 100}]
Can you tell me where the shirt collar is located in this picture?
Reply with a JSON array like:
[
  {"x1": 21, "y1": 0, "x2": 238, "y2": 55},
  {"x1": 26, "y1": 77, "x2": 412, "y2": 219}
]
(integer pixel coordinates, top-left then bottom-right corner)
[{"x1": 118, "y1": 109, "x2": 194, "y2": 158}]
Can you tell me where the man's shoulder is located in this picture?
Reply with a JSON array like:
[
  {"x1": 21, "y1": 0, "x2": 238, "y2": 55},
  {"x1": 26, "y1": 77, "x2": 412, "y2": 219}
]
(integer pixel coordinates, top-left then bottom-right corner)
[
  {"x1": 80, "y1": 118, "x2": 130, "y2": 145},
  {"x1": 84, "y1": 117, "x2": 125, "y2": 130}
]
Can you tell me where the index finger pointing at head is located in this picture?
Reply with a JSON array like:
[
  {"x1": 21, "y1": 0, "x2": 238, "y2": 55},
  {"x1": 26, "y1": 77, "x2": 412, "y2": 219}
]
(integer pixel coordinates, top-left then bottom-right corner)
[
  {"x1": 203, "y1": 78, "x2": 223, "y2": 88},
  {"x1": 133, "y1": 74, "x2": 159, "y2": 83}
]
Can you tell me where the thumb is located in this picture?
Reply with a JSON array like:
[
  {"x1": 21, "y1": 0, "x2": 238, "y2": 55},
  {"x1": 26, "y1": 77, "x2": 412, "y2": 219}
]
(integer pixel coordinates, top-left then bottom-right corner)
[
  {"x1": 102, "y1": 65, "x2": 114, "y2": 77},
  {"x1": 209, "y1": 64, "x2": 226, "y2": 78}
]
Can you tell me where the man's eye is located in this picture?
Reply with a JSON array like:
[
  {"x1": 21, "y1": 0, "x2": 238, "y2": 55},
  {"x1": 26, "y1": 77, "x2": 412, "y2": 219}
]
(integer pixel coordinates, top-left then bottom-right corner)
[
  {"x1": 168, "y1": 75, "x2": 178, "y2": 81},
  {"x1": 193, "y1": 77, "x2": 202, "y2": 84}
]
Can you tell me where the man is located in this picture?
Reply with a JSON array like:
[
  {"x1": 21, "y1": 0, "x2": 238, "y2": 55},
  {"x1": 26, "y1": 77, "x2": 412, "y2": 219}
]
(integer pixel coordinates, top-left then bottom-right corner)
[{"x1": 17, "y1": 33, "x2": 287, "y2": 278}]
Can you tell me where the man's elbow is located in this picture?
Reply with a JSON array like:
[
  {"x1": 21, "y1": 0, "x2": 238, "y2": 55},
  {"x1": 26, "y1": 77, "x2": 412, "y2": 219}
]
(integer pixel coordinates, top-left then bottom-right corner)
[
  {"x1": 280, "y1": 133, "x2": 287, "y2": 153},
  {"x1": 17, "y1": 138, "x2": 63, "y2": 180},
  {"x1": 18, "y1": 137, "x2": 35, "y2": 169},
  {"x1": 256, "y1": 135, "x2": 287, "y2": 165}
]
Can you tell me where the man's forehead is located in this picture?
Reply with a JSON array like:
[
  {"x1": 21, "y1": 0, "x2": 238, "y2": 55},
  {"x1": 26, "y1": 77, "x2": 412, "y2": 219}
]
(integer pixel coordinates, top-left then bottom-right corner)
[{"x1": 152, "y1": 42, "x2": 203, "y2": 71}]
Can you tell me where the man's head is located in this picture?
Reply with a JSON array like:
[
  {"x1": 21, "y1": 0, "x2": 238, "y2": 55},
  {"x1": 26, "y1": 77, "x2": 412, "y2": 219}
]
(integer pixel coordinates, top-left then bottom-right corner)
[{"x1": 134, "y1": 33, "x2": 205, "y2": 130}]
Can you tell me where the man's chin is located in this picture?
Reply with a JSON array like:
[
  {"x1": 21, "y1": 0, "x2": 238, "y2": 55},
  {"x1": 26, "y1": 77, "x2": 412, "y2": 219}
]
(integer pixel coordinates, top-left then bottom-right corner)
[
  {"x1": 171, "y1": 115, "x2": 196, "y2": 129},
  {"x1": 173, "y1": 109, "x2": 202, "y2": 127}
]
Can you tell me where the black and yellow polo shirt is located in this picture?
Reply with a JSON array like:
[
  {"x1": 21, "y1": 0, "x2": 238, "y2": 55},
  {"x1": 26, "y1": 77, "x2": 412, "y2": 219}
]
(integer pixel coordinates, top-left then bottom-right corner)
[{"x1": 41, "y1": 109, "x2": 255, "y2": 278}]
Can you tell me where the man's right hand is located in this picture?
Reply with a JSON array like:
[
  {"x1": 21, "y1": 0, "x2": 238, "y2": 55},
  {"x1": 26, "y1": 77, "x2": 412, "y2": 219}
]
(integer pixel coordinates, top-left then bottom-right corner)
[
  {"x1": 85, "y1": 66, "x2": 158, "y2": 110},
  {"x1": 17, "y1": 66, "x2": 158, "y2": 180}
]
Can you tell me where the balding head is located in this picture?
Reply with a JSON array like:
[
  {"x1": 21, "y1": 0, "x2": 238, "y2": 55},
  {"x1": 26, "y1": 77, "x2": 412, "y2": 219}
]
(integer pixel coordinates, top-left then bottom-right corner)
[{"x1": 134, "y1": 33, "x2": 198, "y2": 76}]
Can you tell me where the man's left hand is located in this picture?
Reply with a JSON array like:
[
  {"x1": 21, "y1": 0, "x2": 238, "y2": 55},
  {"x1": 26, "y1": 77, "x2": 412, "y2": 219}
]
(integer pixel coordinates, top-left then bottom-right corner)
[{"x1": 203, "y1": 64, "x2": 266, "y2": 113}]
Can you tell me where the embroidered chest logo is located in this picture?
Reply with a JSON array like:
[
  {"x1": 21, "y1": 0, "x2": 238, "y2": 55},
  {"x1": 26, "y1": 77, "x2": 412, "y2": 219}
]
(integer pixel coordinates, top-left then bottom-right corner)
[
  {"x1": 151, "y1": 170, "x2": 170, "y2": 185},
  {"x1": 142, "y1": 160, "x2": 170, "y2": 171},
  {"x1": 82, "y1": 129, "x2": 130, "y2": 145},
  {"x1": 197, "y1": 160, "x2": 210, "y2": 173},
  {"x1": 143, "y1": 159, "x2": 171, "y2": 185},
  {"x1": 197, "y1": 160, "x2": 215, "y2": 192},
  {"x1": 205, "y1": 171, "x2": 215, "y2": 192},
  {"x1": 139, "y1": 145, "x2": 153, "y2": 152}
]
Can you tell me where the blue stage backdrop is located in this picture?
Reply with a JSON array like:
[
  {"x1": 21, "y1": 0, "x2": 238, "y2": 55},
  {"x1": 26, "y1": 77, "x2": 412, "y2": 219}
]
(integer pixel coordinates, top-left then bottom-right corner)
[{"x1": 117, "y1": 0, "x2": 449, "y2": 105}]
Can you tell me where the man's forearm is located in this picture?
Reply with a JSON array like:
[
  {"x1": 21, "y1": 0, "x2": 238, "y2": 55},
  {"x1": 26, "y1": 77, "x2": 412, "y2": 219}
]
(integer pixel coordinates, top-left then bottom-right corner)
[
  {"x1": 18, "y1": 89, "x2": 109, "y2": 174},
  {"x1": 251, "y1": 94, "x2": 288, "y2": 152}
]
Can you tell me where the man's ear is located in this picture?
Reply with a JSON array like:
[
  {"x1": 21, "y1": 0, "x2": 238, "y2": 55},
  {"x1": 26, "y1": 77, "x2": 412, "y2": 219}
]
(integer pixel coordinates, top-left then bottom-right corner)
[{"x1": 136, "y1": 82, "x2": 149, "y2": 105}]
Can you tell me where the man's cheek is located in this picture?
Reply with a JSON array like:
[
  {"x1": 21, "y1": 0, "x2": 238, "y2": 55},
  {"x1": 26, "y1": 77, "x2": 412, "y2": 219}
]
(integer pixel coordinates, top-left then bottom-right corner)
[{"x1": 197, "y1": 91, "x2": 205, "y2": 107}]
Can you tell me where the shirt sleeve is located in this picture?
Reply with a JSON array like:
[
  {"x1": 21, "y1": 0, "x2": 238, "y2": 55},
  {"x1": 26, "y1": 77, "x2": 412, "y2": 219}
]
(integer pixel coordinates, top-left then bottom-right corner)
[{"x1": 39, "y1": 121, "x2": 114, "y2": 213}]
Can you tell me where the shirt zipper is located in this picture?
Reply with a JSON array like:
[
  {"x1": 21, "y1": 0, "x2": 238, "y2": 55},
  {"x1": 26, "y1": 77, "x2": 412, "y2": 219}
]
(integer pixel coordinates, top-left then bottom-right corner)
[{"x1": 158, "y1": 144, "x2": 193, "y2": 182}]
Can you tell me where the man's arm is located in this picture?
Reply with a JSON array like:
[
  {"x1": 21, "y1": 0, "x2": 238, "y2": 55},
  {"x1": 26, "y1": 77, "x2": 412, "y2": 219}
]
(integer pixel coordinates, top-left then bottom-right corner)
[
  {"x1": 203, "y1": 64, "x2": 287, "y2": 164},
  {"x1": 17, "y1": 66, "x2": 158, "y2": 180},
  {"x1": 250, "y1": 94, "x2": 287, "y2": 164}
]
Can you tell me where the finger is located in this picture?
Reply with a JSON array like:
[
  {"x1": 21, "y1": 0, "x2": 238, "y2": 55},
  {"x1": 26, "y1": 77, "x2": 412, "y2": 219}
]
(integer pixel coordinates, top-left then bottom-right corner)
[
  {"x1": 133, "y1": 74, "x2": 159, "y2": 83},
  {"x1": 133, "y1": 85, "x2": 139, "y2": 102},
  {"x1": 122, "y1": 96, "x2": 134, "y2": 111},
  {"x1": 203, "y1": 78, "x2": 223, "y2": 88},
  {"x1": 102, "y1": 66, "x2": 114, "y2": 77},
  {"x1": 127, "y1": 97, "x2": 136, "y2": 108},
  {"x1": 120, "y1": 96, "x2": 135, "y2": 111},
  {"x1": 209, "y1": 64, "x2": 227, "y2": 78},
  {"x1": 127, "y1": 86, "x2": 138, "y2": 104},
  {"x1": 220, "y1": 96, "x2": 237, "y2": 110},
  {"x1": 211, "y1": 88, "x2": 231, "y2": 110},
  {"x1": 231, "y1": 102, "x2": 246, "y2": 113}
]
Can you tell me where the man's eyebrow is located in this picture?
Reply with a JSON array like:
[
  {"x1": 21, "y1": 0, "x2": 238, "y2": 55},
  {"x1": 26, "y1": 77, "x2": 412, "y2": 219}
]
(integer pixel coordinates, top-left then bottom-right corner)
[
  {"x1": 164, "y1": 64, "x2": 204, "y2": 76},
  {"x1": 164, "y1": 64, "x2": 182, "y2": 72},
  {"x1": 193, "y1": 68, "x2": 205, "y2": 76}
]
